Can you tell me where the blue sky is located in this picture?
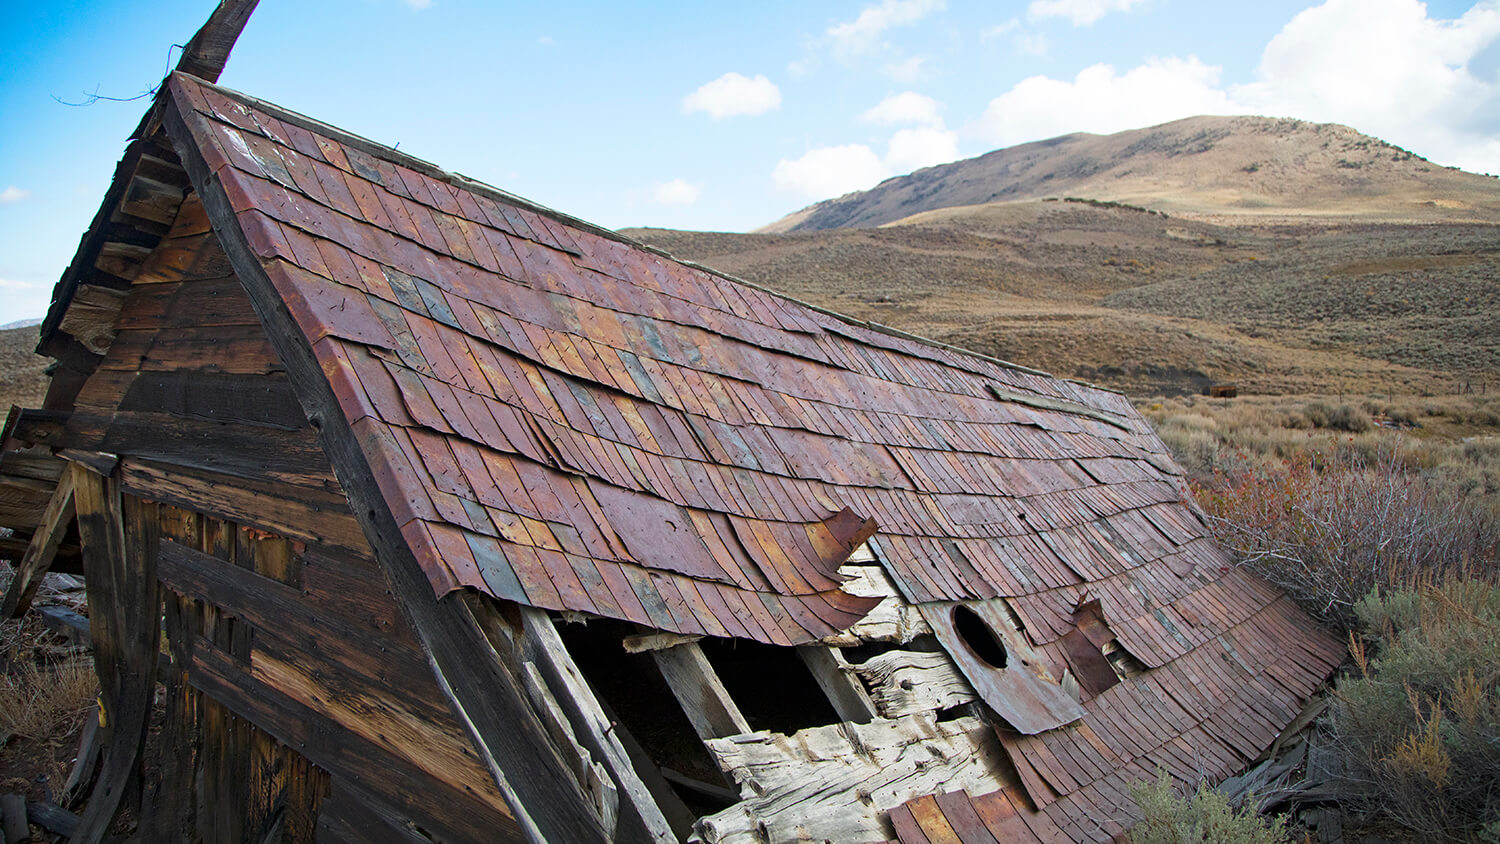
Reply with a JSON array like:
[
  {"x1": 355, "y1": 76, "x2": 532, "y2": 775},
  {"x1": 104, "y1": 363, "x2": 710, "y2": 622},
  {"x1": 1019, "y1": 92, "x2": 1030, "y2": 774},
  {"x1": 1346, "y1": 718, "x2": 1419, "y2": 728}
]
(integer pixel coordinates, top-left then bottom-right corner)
[{"x1": 2, "y1": 0, "x2": 1498, "y2": 324}]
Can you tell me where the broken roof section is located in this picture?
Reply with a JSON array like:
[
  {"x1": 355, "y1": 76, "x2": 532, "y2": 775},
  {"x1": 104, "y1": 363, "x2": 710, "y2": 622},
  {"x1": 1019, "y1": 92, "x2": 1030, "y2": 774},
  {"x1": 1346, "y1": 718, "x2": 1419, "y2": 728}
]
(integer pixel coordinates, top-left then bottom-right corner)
[{"x1": 152, "y1": 71, "x2": 1249, "y2": 658}]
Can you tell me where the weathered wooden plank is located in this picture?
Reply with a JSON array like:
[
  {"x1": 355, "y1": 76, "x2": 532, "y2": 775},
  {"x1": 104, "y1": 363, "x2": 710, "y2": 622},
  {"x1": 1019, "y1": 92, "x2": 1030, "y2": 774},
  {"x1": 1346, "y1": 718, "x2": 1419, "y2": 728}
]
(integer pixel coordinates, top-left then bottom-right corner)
[
  {"x1": 651, "y1": 642, "x2": 752, "y2": 740},
  {"x1": 513, "y1": 605, "x2": 676, "y2": 842},
  {"x1": 119, "y1": 458, "x2": 365, "y2": 554},
  {"x1": 157, "y1": 540, "x2": 435, "y2": 708},
  {"x1": 282, "y1": 746, "x2": 328, "y2": 844},
  {"x1": 145, "y1": 590, "x2": 201, "y2": 840},
  {"x1": 174, "y1": 0, "x2": 261, "y2": 84},
  {"x1": 244, "y1": 728, "x2": 286, "y2": 842},
  {"x1": 72, "y1": 471, "x2": 161, "y2": 844},
  {"x1": 61, "y1": 712, "x2": 101, "y2": 806},
  {"x1": 697, "y1": 713, "x2": 1016, "y2": 844},
  {"x1": 854, "y1": 650, "x2": 976, "y2": 719},
  {"x1": 798, "y1": 645, "x2": 879, "y2": 724},
  {"x1": 298, "y1": 546, "x2": 408, "y2": 639},
  {"x1": 1, "y1": 467, "x2": 76, "y2": 617},
  {"x1": 186, "y1": 635, "x2": 522, "y2": 843},
  {"x1": 20, "y1": 410, "x2": 330, "y2": 487},
  {"x1": 168, "y1": 93, "x2": 609, "y2": 844},
  {"x1": 314, "y1": 778, "x2": 433, "y2": 844},
  {"x1": 117, "y1": 370, "x2": 307, "y2": 430}
]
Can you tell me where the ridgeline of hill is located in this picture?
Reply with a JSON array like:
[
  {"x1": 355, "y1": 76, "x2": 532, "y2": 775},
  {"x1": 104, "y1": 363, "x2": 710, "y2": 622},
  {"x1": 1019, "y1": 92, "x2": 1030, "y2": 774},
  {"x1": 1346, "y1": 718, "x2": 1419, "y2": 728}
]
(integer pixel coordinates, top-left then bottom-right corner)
[
  {"x1": 761, "y1": 115, "x2": 1500, "y2": 233},
  {"x1": 628, "y1": 116, "x2": 1500, "y2": 398}
]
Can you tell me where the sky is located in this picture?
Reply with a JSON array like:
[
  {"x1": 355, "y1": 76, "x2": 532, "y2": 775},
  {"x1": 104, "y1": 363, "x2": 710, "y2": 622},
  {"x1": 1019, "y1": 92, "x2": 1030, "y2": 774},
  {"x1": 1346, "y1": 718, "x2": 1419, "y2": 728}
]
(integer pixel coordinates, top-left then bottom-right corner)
[{"x1": 1, "y1": 0, "x2": 1498, "y2": 325}]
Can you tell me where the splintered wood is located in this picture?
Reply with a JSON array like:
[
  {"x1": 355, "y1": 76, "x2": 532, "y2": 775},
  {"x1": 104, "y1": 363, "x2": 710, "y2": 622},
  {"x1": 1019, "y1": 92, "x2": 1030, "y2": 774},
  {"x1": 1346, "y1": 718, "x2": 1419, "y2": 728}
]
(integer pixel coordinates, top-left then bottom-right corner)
[{"x1": 696, "y1": 714, "x2": 1014, "y2": 844}]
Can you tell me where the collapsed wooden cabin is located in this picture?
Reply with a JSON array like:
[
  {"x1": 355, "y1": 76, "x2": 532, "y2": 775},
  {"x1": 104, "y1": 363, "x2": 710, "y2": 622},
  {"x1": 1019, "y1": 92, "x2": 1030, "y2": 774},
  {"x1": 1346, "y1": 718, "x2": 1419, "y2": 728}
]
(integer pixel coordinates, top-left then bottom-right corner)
[{"x1": 0, "y1": 16, "x2": 1344, "y2": 843}]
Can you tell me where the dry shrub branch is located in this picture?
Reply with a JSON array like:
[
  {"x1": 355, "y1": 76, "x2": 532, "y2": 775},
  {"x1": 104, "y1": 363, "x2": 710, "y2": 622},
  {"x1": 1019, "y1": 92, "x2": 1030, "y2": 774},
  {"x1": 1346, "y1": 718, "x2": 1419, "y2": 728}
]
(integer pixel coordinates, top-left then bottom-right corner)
[{"x1": 1192, "y1": 441, "x2": 1500, "y2": 630}]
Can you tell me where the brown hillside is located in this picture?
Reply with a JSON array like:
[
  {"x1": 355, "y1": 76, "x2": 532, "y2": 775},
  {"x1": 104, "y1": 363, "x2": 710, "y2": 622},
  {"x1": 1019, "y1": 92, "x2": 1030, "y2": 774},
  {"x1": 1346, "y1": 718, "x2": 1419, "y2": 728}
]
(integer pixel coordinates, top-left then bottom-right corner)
[
  {"x1": 762, "y1": 115, "x2": 1500, "y2": 232},
  {"x1": 626, "y1": 199, "x2": 1499, "y2": 397},
  {"x1": 0, "y1": 325, "x2": 48, "y2": 410}
]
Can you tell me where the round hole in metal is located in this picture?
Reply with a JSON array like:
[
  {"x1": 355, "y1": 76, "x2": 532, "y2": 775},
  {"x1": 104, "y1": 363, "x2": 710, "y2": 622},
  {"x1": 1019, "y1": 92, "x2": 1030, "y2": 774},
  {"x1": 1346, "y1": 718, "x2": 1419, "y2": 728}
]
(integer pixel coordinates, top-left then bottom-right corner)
[{"x1": 952, "y1": 605, "x2": 1008, "y2": 669}]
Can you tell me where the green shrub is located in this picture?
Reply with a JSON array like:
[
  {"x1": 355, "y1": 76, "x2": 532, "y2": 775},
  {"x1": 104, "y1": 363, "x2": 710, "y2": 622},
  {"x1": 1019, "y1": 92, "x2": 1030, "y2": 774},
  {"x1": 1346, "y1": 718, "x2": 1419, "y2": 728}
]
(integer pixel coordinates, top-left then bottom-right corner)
[
  {"x1": 1328, "y1": 580, "x2": 1500, "y2": 841},
  {"x1": 1303, "y1": 401, "x2": 1372, "y2": 432},
  {"x1": 1128, "y1": 769, "x2": 1289, "y2": 844}
]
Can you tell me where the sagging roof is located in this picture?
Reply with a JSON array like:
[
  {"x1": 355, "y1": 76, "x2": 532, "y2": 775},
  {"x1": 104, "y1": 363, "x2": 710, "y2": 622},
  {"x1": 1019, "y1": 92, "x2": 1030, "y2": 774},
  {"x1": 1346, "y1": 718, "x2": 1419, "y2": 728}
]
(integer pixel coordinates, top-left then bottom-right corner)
[
  {"x1": 147, "y1": 71, "x2": 1251, "y2": 653},
  {"x1": 33, "y1": 68, "x2": 1345, "y2": 841}
]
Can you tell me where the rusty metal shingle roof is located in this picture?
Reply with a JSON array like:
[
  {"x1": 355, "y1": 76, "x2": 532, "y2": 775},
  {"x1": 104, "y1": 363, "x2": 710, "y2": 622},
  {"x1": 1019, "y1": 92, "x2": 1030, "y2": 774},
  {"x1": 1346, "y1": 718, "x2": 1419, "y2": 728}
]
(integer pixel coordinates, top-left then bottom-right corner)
[
  {"x1": 142, "y1": 72, "x2": 1348, "y2": 838},
  {"x1": 165, "y1": 71, "x2": 1328, "y2": 656}
]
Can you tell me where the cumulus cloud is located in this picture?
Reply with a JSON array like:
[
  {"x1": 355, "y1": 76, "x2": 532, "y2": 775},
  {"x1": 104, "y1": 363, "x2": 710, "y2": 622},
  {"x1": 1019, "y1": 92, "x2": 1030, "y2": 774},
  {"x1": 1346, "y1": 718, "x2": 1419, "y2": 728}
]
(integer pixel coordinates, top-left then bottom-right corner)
[
  {"x1": 972, "y1": 57, "x2": 1232, "y2": 146},
  {"x1": 653, "y1": 179, "x2": 701, "y2": 205},
  {"x1": 862, "y1": 92, "x2": 944, "y2": 126},
  {"x1": 828, "y1": 0, "x2": 946, "y2": 57},
  {"x1": 773, "y1": 145, "x2": 889, "y2": 199},
  {"x1": 886, "y1": 126, "x2": 961, "y2": 172},
  {"x1": 969, "y1": 0, "x2": 1500, "y2": 172},
  {"x1": 0, "y1": 186, "x2": 29, "y2": 206},
  {"x1": 1027, "y1": 0, "x2": 1145, "y2": 26},
  {"x1": 682, "y1": 72, "x2": 782, "y2": 119}
]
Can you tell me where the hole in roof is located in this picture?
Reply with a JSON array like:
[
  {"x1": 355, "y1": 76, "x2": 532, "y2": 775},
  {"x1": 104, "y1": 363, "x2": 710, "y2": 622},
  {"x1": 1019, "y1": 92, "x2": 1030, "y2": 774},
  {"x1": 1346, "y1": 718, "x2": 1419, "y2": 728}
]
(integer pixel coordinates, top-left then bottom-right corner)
[{"x1": 952, "y1": 605, "x2": 1008, "y2": 669}]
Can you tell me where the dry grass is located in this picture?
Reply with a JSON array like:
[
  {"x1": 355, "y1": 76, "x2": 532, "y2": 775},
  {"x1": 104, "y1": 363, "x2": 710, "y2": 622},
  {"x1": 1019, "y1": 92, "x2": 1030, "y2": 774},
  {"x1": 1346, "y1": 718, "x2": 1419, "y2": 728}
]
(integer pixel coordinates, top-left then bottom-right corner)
[
  {"x1": 630, "y1": 205, "x2": 1499, "y2": 398},
  {"x1": 0, "y1": 657, "x2": 96, "y2": 743}
]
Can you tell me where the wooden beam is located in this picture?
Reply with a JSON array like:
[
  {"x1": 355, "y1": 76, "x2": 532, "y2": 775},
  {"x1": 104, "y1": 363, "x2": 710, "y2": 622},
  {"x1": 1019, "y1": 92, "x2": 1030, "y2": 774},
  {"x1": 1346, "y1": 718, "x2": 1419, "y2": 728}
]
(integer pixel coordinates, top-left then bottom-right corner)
[
  {"x1": 163, "y1": 94, "x2": 607, "y2": 844},
  {"x1": 621, "y1": 630, "x2": 702, "y2": 654},
  {"x1": 797, "y1": 645, "x2": 879, "y2": 724},
  {"x1": 514, "y1": 606, "x2": 677, "y2": 842},
  {"x1": 652, "y1": 642, "x2": 752, "y2": 740},
  {"x1": 71, "y1": 466, "x2": 161, "y2": 844},
  {"x1": 1, "y1": 467, "x2": 76, "y2": 618},
  {"x1": 176, "y1": 0, "x2": 260, "y2": 83}
]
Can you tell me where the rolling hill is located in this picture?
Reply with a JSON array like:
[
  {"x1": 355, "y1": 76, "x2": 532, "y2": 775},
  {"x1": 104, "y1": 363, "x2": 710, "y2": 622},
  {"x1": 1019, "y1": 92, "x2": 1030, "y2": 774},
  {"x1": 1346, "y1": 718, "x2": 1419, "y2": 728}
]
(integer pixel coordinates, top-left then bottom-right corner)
[
  {"x1": 761, "y1": 115, "x2": 1500, "y2": 232},
  {"x1": 628, "y1": 117, "x2": 1500, "y2": 398}
]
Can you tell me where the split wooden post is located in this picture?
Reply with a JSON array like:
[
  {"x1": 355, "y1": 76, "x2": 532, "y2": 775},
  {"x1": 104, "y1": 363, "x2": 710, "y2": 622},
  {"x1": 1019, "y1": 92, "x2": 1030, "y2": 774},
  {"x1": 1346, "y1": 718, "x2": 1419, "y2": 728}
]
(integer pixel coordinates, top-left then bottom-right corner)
[
  {"x1": 70, "y1": 463, "x2": 161, "y2": 844},
  {"x1": 652, "y1": 642, "x2": 752, "y2": 740},
  {"x1": 514, "y1": 606, "x2": 677, "y2": 843},
  {"x1": 0, "y1": 468, "x2": 76, "y2": 618},
  {"x1": 798, "y1": 645, "x2": 879, "y2": 724}
]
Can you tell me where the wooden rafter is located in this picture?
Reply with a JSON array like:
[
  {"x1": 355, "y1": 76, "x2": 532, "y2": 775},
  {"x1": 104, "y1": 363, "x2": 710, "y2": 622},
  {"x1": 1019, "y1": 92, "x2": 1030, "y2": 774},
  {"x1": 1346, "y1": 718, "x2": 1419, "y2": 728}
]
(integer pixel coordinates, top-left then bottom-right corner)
[{"x1": 0, "y1": 467, "x2": 76, "y2": 618}]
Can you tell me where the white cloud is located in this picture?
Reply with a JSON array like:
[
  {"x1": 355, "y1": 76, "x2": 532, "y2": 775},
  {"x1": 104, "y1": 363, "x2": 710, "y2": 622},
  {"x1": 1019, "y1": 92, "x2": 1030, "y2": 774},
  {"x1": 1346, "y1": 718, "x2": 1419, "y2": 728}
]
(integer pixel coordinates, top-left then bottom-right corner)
[
  {"x1": 828, "y1": 0, "x2": 946, "y2": 57},
  {"x1": 1233, "y1": 0, "x2": 1500, "y2": 168},
  {"x1": 982, "y1": 18, "x2": 1020, "y2": 40},
  {"x1": 653, "y1": 179, "x2": 702, "y2": 205},
  {"x1": 538, "y1": 35, "x2": 554, "y2": 46},
  {"x1": 773, "y1": 145, "x2": 889, "y2": 199},
  {"x1": 884, "y1": 56, "x2": 930, "y2": 83},
  {"x1": 682, "y1": 72, "x2": 782, "y2": 119},
  {"x1": 862, "y1": 92, "x2": 944, "y2": 126},
  {"x1": 0, "y1": 186, "x2": 29, "y2": 206},
  {"x1": 401, "y1": 0, "x2": 432, "y2": 9},
  {"x1": 970, "y1": 0, "x2": 1500, "y2": 173},
  {"x1": 1027, "y1": 0, "x2": 1145, "y2": 26},
  {"x1": 886, "y1": 126, "x2": 961, "y2": 172},
  {"x1": 972, "y1": 57, "x2": 1232, "y2": 146}
]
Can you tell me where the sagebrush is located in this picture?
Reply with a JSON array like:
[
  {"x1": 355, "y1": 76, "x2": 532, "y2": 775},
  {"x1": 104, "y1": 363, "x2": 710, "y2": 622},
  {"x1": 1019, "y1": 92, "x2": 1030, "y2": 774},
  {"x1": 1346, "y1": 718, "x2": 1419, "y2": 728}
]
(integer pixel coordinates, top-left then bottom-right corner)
[
  {"x1": 1128, "y1": 769, "x2": 1289, "y2": 844},
  {"x1": 1328, "y1": 580, "x2": 1500, "y2": 841}
]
